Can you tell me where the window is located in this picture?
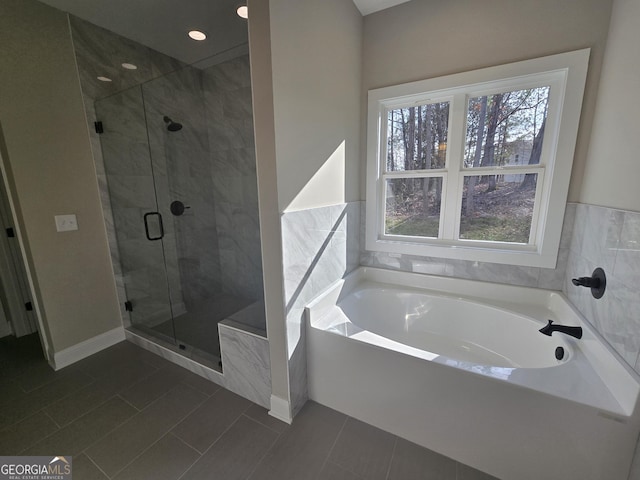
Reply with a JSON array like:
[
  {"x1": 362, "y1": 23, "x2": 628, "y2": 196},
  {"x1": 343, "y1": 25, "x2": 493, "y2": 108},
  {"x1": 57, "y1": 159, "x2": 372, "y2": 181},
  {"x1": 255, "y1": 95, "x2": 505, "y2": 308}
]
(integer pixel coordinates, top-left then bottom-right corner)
[{"x1": 366, "y1": 50, "x2": 590, "y2": 268}]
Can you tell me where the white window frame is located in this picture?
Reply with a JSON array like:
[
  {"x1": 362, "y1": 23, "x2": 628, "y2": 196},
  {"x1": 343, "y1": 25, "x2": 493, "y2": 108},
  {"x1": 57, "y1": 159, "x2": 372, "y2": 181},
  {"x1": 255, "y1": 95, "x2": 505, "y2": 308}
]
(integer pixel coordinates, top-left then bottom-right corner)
[{"x1": 365, "y1": 49, "x2": 590, "y2": 268}]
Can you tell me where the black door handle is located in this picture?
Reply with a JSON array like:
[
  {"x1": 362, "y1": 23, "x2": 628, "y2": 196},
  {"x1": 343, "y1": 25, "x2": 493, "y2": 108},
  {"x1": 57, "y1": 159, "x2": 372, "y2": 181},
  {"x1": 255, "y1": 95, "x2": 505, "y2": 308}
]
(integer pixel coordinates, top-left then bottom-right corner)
[{"x1": 143, "y1": 212, "x2": 164, "y2": 241}]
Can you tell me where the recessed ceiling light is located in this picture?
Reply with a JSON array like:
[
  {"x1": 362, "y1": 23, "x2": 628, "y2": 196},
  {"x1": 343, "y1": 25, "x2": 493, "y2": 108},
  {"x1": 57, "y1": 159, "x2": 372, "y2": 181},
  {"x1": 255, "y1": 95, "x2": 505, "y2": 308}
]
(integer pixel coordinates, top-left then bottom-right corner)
[
  {"x1": 121, "y1": 63, "x2": 138, "y2": 70},
  {"x1": 188, "y1": 30, "x2": 207, "y2": 41},
  {"x1": 97, "y1": 76, "x2": 112, "y2": 82},
  {"x1": 236, "y1": 5, "x2": 248, "y2": 19}
]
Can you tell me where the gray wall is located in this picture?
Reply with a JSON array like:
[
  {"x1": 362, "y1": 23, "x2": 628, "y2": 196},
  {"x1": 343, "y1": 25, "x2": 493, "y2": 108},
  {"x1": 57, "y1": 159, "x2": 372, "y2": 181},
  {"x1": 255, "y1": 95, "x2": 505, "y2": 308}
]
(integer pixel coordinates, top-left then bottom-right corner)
[
  {"x1": 361, "y1": 0, "x2": 613, "y2": 204},
  {"x1": 580, "y1": 0, "x2": 640, "y2": 212},
  {"x1": 0, "y1": 0, "x2": 121, "y2": 354}
]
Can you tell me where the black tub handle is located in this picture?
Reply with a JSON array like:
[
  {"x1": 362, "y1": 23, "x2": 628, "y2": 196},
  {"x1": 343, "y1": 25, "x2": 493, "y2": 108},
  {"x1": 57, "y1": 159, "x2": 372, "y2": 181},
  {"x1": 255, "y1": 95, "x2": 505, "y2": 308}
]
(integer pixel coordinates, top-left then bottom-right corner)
[{"x1": 143, "y1": 212, "x2": 164, "y2": 241}]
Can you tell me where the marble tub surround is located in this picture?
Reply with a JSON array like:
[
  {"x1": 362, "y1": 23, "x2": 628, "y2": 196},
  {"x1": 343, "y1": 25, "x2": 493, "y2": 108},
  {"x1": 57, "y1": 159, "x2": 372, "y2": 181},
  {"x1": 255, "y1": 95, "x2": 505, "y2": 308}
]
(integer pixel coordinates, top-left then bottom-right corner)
[
  {"x1": 281, "y1": 202, "x2": 361, "y2": 415},
  {"x1": 563, "y1": 203, "x2": 640, "y2": 371},
  {"x1": 360, "y1": 201, "x2": 575, "y2": 291}
]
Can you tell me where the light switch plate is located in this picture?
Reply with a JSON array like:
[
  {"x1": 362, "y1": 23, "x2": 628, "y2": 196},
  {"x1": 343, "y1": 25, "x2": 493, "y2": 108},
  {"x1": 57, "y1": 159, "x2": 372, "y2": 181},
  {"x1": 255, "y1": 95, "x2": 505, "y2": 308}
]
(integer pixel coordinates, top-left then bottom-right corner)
[{"x1": 55, "y1": 214, "x2": 78, "y2": 232}]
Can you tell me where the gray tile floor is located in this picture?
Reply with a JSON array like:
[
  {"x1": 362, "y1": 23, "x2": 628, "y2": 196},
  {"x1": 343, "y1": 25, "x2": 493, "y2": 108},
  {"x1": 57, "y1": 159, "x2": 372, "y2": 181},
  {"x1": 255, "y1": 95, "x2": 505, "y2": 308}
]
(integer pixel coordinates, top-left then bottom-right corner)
[{"x1": 0, "y1": 334, "x2": 498, "y2": 480}]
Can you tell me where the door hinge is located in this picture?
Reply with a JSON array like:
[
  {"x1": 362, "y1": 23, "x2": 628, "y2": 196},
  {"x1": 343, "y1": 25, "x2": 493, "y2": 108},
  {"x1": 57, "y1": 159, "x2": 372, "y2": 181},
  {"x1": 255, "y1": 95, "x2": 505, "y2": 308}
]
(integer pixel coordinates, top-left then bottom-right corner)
[
  {"x1": 94, "y1": 121, "x2": 104, "y2": 134},
  {"x1": 25, "y1": 301, "x2": 33, "y2": 311},
  {"x1": 6, "y1": 227, "x2": 15, "y2": 238},
  {"x1": 125, "y1": 300, "x2": 133, "y2": 312}
]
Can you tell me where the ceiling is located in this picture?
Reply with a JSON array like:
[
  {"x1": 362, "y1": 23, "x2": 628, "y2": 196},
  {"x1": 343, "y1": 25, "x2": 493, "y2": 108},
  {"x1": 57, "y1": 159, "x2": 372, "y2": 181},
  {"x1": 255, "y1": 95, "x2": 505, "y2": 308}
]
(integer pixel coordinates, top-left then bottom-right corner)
[
  {"x1": 352, "y1": 0, "x2": 411, "y2": 16},
  {"x1": 37, "y1": 0, "x2": 249, "y2": 65},
  {"x1": 38, "y1": 0, "x2": 412, "y2": 66}
]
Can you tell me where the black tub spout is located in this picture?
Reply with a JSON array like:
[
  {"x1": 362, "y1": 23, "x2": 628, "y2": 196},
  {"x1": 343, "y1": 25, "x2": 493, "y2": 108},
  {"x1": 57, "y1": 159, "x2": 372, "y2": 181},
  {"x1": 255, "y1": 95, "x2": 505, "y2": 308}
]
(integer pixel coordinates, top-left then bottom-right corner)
[{"x1": 539, "y1": 320, "x2": 583, "y2": 339}]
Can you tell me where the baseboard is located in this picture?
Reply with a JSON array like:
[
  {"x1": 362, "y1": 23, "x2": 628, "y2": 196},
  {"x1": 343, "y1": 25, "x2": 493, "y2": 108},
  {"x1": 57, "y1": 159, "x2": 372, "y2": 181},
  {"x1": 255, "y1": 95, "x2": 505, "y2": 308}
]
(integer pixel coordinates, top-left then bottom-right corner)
[
  {"x1": 53, "y1": 326, "x2": 125, "y2": 370},
  {"x1": 0, "y1": 320, "x2": 12, "y2": 338},
  {"x1": 269, "y1": 394, "x2": 292, "y2": 424}
]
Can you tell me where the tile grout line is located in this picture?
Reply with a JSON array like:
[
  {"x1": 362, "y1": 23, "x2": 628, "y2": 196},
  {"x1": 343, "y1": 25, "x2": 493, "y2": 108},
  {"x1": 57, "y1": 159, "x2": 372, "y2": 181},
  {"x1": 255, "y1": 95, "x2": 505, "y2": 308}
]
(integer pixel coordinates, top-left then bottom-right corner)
[
  {"x1": 168, "y1": 431, "x2": 202, "y2": 455},
  {"x1": 175, "y1": 412, "x2": 249, "y2": 480},
  {"x1": 240, "y1": 412, "x2": 285, "y2": 435},
  {"x1": 115, "y1": 394, "x2": 142, "y2": 412},
  {"x1": 176, "y1": 377, "x2": 222, "y2": 398},
  {"x1": 107, "y1": 432, "x2": 175, "y2": 479},
  {"x1": 384, "y1": 437, "x2": 398, "y2": 480},
  {"x1": 85, "y1": 454, "x2": 111, "y2": 480},
  {"x1": 17, "y1": 395, "x2": 120, "y2": 455},
  {"x1": 42, "y1": 410, "x2": 62, "y2": 430},
  {"x1": 243, "y1": 427, "x2": 283, "y2": 480},
  {"x1": 314, "y1": 415, "x2": 349, "y2": 478},
  {"x1": 88, "y1": 385, "x2": 212, "y2": 477},
  {"x1": 6, "y1": 372, "x2": 97, "y2": 432},
  {"x1": 182, "y1": 399, "x2": 254, "y2": 456}
]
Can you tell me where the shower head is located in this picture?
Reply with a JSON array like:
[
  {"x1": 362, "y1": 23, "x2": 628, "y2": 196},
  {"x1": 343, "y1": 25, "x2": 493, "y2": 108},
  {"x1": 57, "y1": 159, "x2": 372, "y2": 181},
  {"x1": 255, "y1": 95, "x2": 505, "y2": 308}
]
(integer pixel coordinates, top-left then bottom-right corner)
[{"x1": 163, "y1": 116, "x2": 183, "y2": 132}]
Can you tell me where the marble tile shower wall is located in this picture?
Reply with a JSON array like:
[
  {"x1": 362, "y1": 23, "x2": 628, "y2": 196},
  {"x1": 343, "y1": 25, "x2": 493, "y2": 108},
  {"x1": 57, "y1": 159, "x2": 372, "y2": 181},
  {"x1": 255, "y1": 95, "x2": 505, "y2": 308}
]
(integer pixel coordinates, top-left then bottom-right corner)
[
  {"x1": 204, "y1": 56, "x2": 263, "y2": 303},
  {"x1": 281, "y1": 202, "x2": 361, "y2": 415},
  {"x1": 563, "y1": 203, "x2": 640, "y2": 372},
  {"x1": 360, "y1": 201, "x2": 575, "y2": 291},
  {"x1": 70, "y1": 16, "x2": 191, "y2": 327},
  {"x1": 71, "y1": 17, "x2": 264, "y2": 329},
  {"x1": 143, "y1": 65, "x2": 221, "y2": 310}
]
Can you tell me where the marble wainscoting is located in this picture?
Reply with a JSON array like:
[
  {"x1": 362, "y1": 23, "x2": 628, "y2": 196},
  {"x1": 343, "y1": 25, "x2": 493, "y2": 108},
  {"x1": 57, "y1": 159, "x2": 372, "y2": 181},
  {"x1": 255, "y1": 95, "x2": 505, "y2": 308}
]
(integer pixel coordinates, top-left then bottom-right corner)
[
  {"x1": 281, "y1": 202, "x2": 361, "y2": 416},
  {"x1": 126, "y1": 318, "x2": 271, "y2": 409},
  {"x1": 361, "y1": 201, "x2": 575, "y2": 291},
  {"x1": 563, "y1": 203, "x2": 640, "y2": 372}
]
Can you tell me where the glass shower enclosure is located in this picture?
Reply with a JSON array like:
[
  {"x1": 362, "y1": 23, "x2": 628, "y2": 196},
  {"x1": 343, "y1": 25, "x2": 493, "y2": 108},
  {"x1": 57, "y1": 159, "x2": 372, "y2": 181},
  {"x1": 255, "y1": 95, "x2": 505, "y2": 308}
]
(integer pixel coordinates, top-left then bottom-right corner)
[{"x1": 95, "y1": 55, "x2": 264, "y2": 368}]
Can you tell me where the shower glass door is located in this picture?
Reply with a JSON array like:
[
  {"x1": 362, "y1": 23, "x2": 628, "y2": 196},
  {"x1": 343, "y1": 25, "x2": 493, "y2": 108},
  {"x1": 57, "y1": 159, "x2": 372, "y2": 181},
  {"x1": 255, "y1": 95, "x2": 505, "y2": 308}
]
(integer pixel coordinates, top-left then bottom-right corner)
[{"x1": 96, "y1": 87, "x2": 177, "y2": 347}]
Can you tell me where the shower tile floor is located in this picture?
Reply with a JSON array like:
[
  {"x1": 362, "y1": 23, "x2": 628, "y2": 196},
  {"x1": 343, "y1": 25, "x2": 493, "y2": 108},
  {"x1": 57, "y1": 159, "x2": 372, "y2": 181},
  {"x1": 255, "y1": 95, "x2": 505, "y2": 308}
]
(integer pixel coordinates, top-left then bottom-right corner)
[
  {"x1": 148, "y1": 293, "x2": 253, "y2": 358},
  {"x1": 0, "y1": 333, "x2": 499, "y2": 480}
]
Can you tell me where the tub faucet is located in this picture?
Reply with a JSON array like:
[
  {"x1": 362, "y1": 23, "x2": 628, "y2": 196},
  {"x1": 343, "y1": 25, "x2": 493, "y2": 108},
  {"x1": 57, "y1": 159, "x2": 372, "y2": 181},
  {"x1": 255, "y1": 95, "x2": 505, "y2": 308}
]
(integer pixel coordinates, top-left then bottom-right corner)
[{"x1": 539, "y1": 320, "x2": 582, "y2": 339}]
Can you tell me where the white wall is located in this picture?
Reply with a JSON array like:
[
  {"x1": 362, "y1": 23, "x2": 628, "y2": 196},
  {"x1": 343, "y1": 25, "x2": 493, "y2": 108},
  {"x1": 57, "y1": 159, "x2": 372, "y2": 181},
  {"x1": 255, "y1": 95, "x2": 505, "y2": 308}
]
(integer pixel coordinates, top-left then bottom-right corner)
[
  {"x1": 361, "y1": 0, "x2": 613, "y2": 203},
  {"x1": 580, "y1": 0, "x2": 640, "y2": 212},
  {"x1": 247, "y1": 0, "x2": 290, "y2": 416},
  {"x1": 270, "y1": 0, "x2": 363, "y2": 212}
]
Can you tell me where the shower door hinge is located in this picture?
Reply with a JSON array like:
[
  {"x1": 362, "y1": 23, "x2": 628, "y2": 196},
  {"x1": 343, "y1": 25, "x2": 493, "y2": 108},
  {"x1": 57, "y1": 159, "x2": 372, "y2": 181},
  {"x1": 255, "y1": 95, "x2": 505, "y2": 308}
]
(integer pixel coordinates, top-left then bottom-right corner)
[
  {"x1": 125, "y1": 300, "x2": 133, "y2": 312},
  {"x1": 25, "y1": 301, "x2": 33, "y2": 311},
  {"x1": 5, "y1": 227, "x2": 15, "y2": 238},
  {"x1": 94, "y1": 121, "x2": 104, "y2": 134}
]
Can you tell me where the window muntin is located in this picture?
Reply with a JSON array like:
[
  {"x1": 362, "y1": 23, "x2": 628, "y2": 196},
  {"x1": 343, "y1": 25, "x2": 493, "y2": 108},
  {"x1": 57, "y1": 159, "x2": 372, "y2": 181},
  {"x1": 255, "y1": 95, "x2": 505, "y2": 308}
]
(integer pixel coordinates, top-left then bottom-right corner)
[{"x1": 366, "y1": 50, "x2": 590, "y2": 268}]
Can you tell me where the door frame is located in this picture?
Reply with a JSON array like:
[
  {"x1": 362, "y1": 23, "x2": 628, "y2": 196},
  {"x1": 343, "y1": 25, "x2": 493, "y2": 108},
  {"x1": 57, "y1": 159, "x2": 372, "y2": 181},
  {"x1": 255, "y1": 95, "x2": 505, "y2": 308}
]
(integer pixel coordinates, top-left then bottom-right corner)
[{"x1": 0, "y1": 122, "x2": 49, "y2": 356}]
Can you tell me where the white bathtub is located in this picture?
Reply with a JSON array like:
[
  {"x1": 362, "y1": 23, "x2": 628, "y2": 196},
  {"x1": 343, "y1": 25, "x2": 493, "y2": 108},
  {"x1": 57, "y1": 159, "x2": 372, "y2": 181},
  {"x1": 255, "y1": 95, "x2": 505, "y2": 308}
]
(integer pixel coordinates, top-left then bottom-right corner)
[{"x1": 306, "y1": 267, "x2": 640, "y2": 480}]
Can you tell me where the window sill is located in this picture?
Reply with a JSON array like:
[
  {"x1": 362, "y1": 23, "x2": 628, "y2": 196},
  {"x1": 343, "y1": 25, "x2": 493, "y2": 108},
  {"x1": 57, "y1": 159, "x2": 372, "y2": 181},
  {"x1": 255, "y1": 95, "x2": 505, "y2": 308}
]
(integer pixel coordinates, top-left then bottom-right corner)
[{"x1": 365, "y1": 236, "x2": 559, "y2": 268}]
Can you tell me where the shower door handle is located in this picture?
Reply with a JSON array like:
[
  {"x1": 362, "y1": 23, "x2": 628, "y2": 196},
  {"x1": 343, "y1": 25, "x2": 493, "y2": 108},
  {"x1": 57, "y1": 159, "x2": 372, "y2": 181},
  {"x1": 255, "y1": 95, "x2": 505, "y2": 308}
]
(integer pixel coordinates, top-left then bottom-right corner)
[{"x1": 143, "y1": 212, "x2": 164, "y2": 241}]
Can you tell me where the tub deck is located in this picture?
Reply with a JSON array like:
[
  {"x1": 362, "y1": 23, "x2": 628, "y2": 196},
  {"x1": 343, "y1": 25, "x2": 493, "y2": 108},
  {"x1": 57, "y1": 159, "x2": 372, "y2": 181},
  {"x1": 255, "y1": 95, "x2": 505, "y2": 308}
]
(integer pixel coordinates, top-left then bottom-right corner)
[{"x1": 306, "y1": 267, "x2": 640, "y2": 480}]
